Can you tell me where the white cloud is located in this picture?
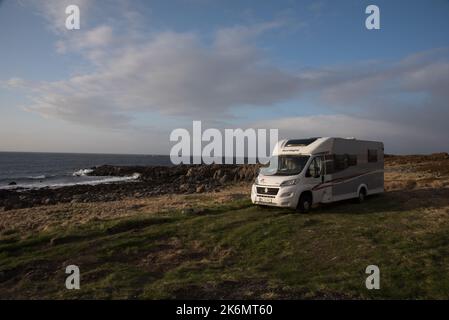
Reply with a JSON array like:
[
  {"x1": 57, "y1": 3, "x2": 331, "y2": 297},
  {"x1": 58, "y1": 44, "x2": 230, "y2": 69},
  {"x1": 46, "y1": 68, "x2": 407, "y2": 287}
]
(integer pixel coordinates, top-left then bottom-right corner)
[
  {"x1": 56, "y1": 25, "x2": 113, "y2": 53},
  {"x1": 23, "y1": 23, "x2": 301, "y2": 126},
  {"x1": 304, "y1": 49, "x2": 449, "y2": 108},
  {"x1": 3, "y1": 77, "x2": 27, "y2": 88},
  {"x1": 252, "y1": 114, "x2": 443, "y2": 154}
]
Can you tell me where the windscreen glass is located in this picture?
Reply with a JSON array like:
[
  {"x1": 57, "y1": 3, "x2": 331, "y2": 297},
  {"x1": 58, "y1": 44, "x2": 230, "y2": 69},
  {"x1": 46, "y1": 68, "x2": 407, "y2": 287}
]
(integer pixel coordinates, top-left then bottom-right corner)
[{"x1": 260, "y1": 155, "x2": 310, "y2": 176}]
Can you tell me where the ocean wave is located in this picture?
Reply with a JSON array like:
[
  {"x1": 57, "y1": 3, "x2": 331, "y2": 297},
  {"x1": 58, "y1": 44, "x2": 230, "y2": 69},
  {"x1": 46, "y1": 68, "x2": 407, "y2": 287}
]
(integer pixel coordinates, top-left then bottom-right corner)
[
  {"x1": 131, "y1": 172, "x2": 141, "y2": 179},
  {"x1": 97, "y1": 174, "x2": 140, "y2": 184},
  {"x1": 73, "y1": 169, "x2": 94, "y2": 176},
  {"x1": 27, "y1": 175, "x2": 47, "y2": 180},
  {"x1": 0, "y1": 173, "x2": 141, "y2": 190},
  {"x1": 49, "y1": 175, "x2": 140, "y2": 188}
]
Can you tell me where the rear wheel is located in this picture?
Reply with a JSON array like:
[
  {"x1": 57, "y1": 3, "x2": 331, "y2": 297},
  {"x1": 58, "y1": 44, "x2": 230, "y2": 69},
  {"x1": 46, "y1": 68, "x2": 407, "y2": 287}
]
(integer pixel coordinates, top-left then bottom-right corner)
[
  {"x1": 297, "y1": 193, "x2": 312, "y2": 213},
  {"x1": 357, "y1": 187, "x2": 367, "y2": 203}
]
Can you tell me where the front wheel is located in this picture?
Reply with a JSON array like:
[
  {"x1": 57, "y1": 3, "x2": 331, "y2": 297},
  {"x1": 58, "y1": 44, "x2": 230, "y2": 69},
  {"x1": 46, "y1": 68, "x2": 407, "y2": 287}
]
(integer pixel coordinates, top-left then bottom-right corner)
[{"x1": 297, "y1": 193, "x2": 312, "y2": 213}]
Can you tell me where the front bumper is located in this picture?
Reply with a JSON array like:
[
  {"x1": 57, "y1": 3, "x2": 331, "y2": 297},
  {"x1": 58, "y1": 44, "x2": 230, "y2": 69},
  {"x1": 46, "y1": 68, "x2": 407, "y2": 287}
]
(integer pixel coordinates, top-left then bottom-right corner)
[{"x1": 250, "y1": 184, "x2": 299, "y2": 209}]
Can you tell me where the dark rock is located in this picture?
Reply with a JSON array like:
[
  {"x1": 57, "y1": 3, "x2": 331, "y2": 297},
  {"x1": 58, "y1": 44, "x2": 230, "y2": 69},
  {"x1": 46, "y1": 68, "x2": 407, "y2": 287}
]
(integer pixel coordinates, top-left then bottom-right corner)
[
  {"x1": 4, "y1": 198, "x2": 24, "y2": 211},
  {"x1": 219, "y1": 175, "x2": 228, "y2": 184},
  {"x1": 8, "y1": 181, "x2": 17, "y2": 186},
  {"x1": 193, "y1": 208, "x2": 206, "y2": 214},
  {"x1": 213, "y1": 169, "x2": 222, "y2": 180},
  {"x1": 42, "y1": 198, "x2": 52, "y2": 205},
  {"x1": 180, "y1": 184, "x2": 190, "y2": 193},
  {"x1": 186, "y1": 168, "x2": 194, "y2": 177},
  {"x1": 1, "y1": 163, "x2": 261, "y2": 209},
  {"x1": 50, "y1": 235, "x2": 81, "y2": 246},
  {"x1": 196, "y1": 185, "x2": 206, "y2": 193}
]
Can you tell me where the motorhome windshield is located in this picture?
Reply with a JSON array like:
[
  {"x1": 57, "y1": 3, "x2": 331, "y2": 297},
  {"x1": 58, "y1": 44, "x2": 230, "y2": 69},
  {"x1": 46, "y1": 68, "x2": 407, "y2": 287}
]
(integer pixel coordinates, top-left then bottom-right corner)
[{"x1": 260, "y1": 155, "x2": 310, "y2": 176}]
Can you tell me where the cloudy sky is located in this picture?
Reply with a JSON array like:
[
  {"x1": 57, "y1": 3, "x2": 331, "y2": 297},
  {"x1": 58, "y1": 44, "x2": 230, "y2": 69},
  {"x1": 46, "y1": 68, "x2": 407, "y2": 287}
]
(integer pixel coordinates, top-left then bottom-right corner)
[{"x1": 1, "y1": 0, "x2": 448, "y2": 154}]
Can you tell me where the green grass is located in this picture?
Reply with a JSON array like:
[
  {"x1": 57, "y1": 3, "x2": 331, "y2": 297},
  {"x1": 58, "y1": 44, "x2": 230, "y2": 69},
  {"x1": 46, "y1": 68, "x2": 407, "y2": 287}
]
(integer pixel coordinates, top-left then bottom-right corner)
[{"x1": 1, "y1": 195, "x2": 449, "y2": 299}]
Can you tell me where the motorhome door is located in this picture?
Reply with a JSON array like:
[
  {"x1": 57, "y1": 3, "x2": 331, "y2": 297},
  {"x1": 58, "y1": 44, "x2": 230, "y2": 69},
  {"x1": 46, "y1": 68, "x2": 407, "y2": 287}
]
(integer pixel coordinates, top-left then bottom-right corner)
[{"x1": 306, "y1": 156, "x2": 330, "y2": 204}]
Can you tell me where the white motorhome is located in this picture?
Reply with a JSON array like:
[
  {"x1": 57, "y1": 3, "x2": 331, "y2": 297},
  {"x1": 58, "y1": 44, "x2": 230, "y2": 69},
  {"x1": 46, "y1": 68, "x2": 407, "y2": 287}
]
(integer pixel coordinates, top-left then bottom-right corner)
[{"x1": 251, "y1": 137, "x2": 384, "y2": 212}]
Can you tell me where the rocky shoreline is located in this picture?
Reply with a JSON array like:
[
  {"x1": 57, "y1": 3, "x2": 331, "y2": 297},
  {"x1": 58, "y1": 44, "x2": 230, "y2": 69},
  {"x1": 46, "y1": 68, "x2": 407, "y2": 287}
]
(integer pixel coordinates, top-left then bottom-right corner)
[
  {"x1": 3, "y1": 153, "x2": 448, "y2": 211},
  {"x1": 0, "y1": 164, "x2": 260, "y2": 211}
]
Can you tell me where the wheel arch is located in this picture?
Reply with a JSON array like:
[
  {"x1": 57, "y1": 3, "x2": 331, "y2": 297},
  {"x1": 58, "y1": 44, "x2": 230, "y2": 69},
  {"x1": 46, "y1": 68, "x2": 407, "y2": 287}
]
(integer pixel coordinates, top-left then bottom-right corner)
[
  {"x1": 357, "y1": 184, "x2": 368, "y2": 195},
  {"x1": 299, "y1": 190, "x2": 313, "y2": 203}
]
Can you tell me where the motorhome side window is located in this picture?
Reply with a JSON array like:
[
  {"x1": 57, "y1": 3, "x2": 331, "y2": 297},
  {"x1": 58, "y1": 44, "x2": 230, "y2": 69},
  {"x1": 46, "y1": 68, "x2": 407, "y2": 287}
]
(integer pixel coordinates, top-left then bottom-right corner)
[
  {"x1": 324, "y1": 154, "x2": 334, "y2": 174},
  {"x1": 306, "y1": 157, "x2": 322, "y2": 177},
  {"x1": 368, "y1": 149, "x2": 378, "y2": 163},
  {"x1": 334, "y1": 155, "x2": 348, "y2": 171},
  {"x1": 328, "y1": 154, "x2": 358, "y2": 173},
  {"x1": 347, "y1": 155, "x2": 357, "y2": 166}
]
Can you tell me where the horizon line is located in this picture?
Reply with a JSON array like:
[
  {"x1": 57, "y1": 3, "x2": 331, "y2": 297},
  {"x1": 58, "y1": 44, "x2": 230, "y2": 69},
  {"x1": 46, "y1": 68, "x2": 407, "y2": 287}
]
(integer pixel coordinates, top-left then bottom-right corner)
[{"x1": 0, "y1": 150, "x2": 170, "y2": 157}]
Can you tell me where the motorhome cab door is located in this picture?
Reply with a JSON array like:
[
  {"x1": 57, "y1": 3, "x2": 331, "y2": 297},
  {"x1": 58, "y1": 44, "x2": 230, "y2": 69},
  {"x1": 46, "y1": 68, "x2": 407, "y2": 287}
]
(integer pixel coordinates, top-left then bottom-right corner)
[{"x1": 306, "y1": 156, "x2": 332, "y2": 204}]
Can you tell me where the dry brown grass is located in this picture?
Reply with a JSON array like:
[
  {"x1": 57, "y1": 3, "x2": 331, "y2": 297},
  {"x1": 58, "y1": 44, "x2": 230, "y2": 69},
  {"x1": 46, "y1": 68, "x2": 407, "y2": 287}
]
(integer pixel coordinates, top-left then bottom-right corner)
[{"x1": 0, "y1": 184, "x2": 251, "y2": 235}]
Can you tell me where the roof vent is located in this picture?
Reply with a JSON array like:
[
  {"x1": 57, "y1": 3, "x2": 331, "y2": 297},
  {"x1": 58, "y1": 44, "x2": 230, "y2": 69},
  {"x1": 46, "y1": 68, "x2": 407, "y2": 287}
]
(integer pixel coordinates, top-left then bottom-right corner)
[{"x1": 284, "y1": 138, "x2": 319, "y2": 147}]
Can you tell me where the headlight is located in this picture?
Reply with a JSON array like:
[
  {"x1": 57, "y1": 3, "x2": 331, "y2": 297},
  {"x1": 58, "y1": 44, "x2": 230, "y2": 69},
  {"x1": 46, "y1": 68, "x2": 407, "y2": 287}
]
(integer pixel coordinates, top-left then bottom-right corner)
[
  {"x1": 280, "y1": 178, "x2": 299, "y2": 186},
  {"x1": 254, "y1": 176, "x2": 260, "y2": 185}
]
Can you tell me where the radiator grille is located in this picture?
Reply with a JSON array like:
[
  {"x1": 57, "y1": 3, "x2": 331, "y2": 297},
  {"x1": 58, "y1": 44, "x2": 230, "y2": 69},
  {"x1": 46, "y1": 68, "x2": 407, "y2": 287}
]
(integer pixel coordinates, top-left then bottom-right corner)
[{"x1": 256, "y1": 187, "x2": 279, "y2": 196}]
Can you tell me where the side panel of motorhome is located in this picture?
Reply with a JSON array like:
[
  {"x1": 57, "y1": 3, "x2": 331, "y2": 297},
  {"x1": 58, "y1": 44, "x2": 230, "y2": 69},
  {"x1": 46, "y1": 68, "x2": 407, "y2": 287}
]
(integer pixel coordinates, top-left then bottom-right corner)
[{"x1": 324, "y1": 139, "x2": 384, "y2": 202}]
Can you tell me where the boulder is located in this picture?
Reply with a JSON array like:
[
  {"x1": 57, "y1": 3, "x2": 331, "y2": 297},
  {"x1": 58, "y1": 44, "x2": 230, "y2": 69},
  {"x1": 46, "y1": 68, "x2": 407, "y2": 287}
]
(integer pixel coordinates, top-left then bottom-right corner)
[
  {"x1": 219, "y1": 175, "x2": 228, "y2": 184},
  {"x1": 3, "y1": 198, "x2": 23, "y2": 211},
  {"x1": 179, "y1": 184, "x2": 190, "y2": 192},
  {"x1": 186, "y1": 168, "x2": 194, "y2": 177},
  {"x1": 42, "y1": 198, "x2": 54, "y2": 205},
  {"x1": 196, "y1": 185, "x2": 206, "y2": 193}
]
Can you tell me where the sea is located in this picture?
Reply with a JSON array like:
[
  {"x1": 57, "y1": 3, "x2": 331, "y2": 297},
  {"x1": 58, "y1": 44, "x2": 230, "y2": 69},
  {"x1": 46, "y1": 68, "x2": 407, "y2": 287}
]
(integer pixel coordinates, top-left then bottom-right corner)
[{"x1": 0, "y1": 152, "x2": 172, "y2": 190}]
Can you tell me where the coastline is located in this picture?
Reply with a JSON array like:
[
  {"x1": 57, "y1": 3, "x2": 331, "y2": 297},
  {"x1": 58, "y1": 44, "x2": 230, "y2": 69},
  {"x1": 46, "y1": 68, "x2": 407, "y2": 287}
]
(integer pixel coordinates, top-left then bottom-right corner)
[
  {"x1": 2, "y1": 154, "x2": 448, "y2": 211},
  {"x1": 0, "y1": 164, "x2": 260, "y2": 211}
]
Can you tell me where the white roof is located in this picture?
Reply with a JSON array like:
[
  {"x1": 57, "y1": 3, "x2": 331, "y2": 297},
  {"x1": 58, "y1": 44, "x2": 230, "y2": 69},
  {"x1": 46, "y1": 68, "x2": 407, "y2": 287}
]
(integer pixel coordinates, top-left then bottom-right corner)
[
  {"x1": 273, "y1": 137, "x2": 331, "y2": 155},
  {"x1": 273, "y1": 137, "x2": 383, "y2": 156}
]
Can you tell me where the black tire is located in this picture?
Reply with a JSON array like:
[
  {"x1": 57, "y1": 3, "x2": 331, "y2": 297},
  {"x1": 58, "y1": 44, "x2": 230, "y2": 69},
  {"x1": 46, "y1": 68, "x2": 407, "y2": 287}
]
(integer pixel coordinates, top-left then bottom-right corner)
[
  {"x1": 357, "y1": 187, "x2": 367, "y2": 203},
  {"x1": 297, "y1": 193, "x2": 312, "y2": 213}
]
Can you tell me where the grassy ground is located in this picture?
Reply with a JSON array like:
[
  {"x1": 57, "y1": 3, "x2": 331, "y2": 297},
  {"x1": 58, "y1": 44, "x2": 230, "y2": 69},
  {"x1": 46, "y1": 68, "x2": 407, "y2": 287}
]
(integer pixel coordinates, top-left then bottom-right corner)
[{"x1": 2, "y1": 184, "x2": 449, "y2": 299}]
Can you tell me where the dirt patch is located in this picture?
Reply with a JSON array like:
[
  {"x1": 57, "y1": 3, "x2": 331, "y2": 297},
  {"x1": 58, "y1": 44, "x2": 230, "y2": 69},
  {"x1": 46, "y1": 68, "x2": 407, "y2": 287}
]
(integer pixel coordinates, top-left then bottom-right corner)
[
  {"x1": 170, "y1": 278, "x2": 359, "y2": 299},
  {"x1": 139, "y1": 237, "x2": 209, "y2": 275}
]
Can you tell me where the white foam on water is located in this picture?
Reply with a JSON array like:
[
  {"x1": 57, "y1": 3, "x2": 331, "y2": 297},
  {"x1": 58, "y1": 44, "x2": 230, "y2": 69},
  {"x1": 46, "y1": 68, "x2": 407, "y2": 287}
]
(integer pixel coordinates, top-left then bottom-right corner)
[
  {"x1": 72, "y1": 169, "x2": 94, "y2": 176},
  {"x1": 27, "y1": 175, "x2": 47, "y2": 180},
  {"x1": 0, "y1": 173, "x2": 141, "y2": 190}
]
